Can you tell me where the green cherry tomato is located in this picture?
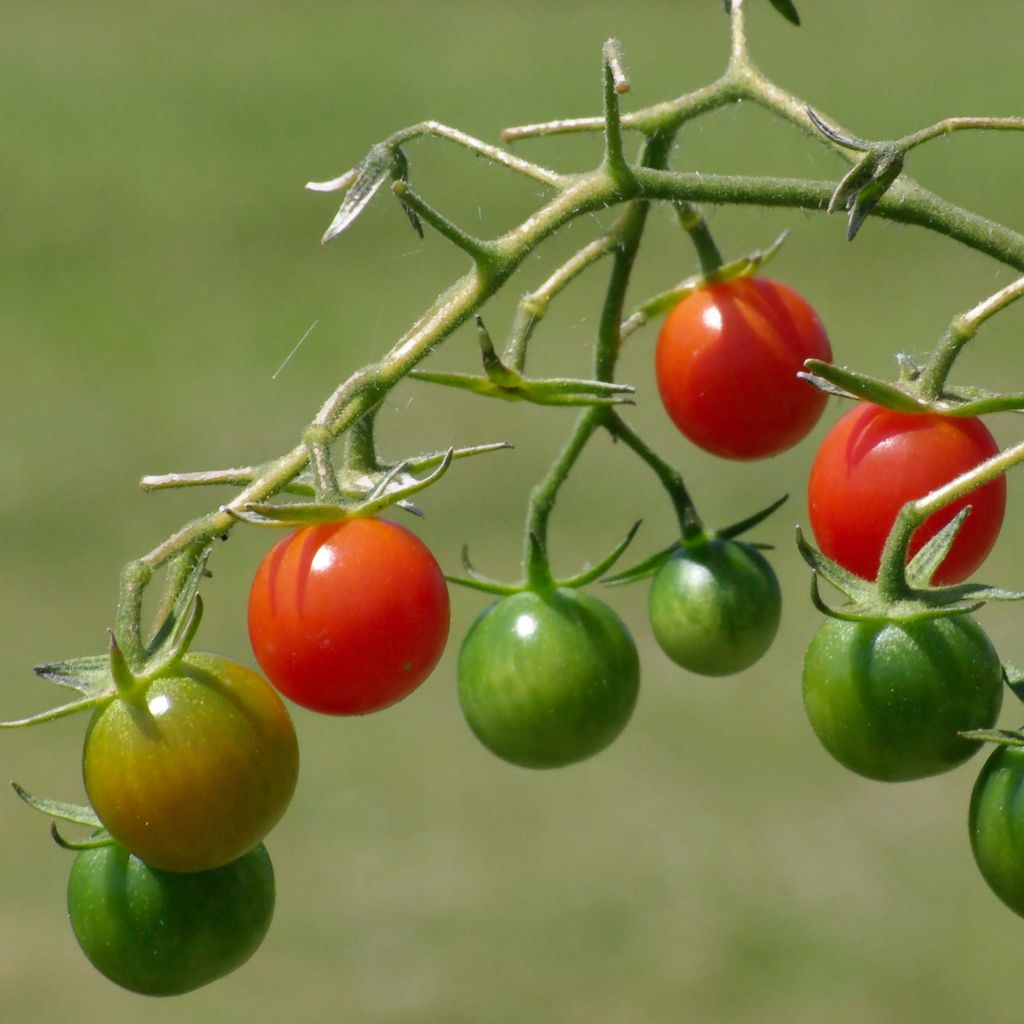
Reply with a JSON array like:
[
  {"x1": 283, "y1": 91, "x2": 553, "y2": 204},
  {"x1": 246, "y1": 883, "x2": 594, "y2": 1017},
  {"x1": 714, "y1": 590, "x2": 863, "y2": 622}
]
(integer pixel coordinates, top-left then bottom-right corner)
[
  {"x1": 83, "y1": 653, "x2": 299, "y2": 872},
  {"x1": 969, "y1": 742, "x2": 1024, "y2": 917},
  {"x1": 68, "y1": 841, "x2": 275, "y2": 996},
  {"x1": 802, "y1": 614, "x2": 1002, "y2": 782},
  {"x1": 648, "y1": 539, "x2": 781, "y2": 676},
  {"x1": 458, "y1": 588, "x2": 640, "y2": 769}
]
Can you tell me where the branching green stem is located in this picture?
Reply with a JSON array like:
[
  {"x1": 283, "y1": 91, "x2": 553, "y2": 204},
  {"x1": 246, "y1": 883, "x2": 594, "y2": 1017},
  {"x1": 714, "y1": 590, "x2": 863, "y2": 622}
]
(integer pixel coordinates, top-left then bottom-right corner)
[
  {"x1": 675, "y1": 202, "x2": 723, "y2": 275},
  {"x1": 115, "y1": 11, "x2": 1024, "y2": 651}
]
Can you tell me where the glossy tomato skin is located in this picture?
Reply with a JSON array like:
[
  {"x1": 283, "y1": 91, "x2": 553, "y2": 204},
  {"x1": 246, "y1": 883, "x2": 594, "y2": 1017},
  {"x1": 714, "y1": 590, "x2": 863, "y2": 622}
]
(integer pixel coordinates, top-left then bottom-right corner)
[
  {"x1": 648, "y1": 539, "x2": 781, "y2": 676},
  {"x1": 655, "y1": 277, "x2": 831, "y2": 460},
  {"x1": 458, "y1": 588, "x2": 639, "y2": 769},
  {"x1": 248, "y1": 517, "x2": 450, "y2": 715},
  {"x1": 68, "y1": 841, "x2": 274, "y2": 996},
  {"x1": 83, "y1": 653, "x2": 298, "y2": 873},
  {"x1": 969, "y1": 744, "x2": 1024, "y2": 917},
  {"x1": 807, "y1": 403, "x2": 1005, "y2": 585},
  {"x1": 802, "y1": 614, "x2": 1002, "y2": 782}
]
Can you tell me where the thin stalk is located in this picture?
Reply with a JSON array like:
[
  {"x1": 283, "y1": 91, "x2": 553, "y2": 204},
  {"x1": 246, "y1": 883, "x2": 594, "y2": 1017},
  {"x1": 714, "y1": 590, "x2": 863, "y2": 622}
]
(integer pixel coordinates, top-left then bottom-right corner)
[
  {"x1": 918, "y1": 275, "x2": 1024, "y2": 400},
  {"x1": 876, "y1": 438, "x2": 1024, "y2": 602},
  {"x1": 901, "y1": 116, "x2": 1024, "y2": 152},
  {"x1": 606, "y1": 413, "x2": 700, "y2": 539},
  {"x1": 523, "y1": 411, "x2": 601, "y2": 591},
  {"x1": 675, "y1": 202, "x2": 723, "y2": 275}
]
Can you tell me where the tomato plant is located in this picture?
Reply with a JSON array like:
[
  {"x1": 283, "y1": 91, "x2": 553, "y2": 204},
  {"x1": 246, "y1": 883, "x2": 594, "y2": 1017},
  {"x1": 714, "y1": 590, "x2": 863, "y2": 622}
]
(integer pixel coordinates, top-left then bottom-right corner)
[
  {"x1": 67, "y1": 841, "x2": 275, "y2": 996},
  {"x1": 807, "y1": 403, "x2": 1006, "y2": 585},
  {"x1": 648, "y1": 538, "x2": 781, "y2": 676},
  {"x1": 248, "y1": 517, "x2": 450, "y2": 715},
  {"x1": 654, "y1": 277, "x2": 832, "y2": 460},
  {"x1": 802, "y1": 613, "x2": 1003, "y2": 782},
  {"x1": 969, "y1": 742, "x2": 1024, "y2": 918},
  {"x1": 18, "y1": 1, "x2": 1024, "y2": 1002},
  {"x1": 83, "y1": 653, "x2": 299, "y2": 873},
  {"x1": 457, "y1": 589, "x2": 639, "y2": 768}
]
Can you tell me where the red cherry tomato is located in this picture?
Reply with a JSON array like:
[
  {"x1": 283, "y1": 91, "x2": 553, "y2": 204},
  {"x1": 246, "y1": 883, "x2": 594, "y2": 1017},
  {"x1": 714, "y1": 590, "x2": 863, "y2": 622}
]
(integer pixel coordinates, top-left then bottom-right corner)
[
  {"x1": 248, "y1": 517, "x2": 450, "y2": 715},
  {"x1": 807, "y1": 403, "x2": 1005, "y2": 585},
  {"x1": 654, "y1": 277, "x2": 832, "y2": 459}
]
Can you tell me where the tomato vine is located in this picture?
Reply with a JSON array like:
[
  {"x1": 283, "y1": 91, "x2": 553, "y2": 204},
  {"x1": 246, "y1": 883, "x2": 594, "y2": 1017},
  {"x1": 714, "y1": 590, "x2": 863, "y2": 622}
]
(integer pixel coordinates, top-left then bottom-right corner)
[{"x1": 11, "y1": 0, "x2": 1024, "y2": 996}]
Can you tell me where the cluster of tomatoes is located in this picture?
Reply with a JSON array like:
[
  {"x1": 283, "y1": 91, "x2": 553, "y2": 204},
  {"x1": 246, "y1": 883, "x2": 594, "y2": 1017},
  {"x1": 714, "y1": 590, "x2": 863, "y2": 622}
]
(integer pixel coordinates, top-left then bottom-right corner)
[
  {"x1": 45, "y1": 272, "x2": 1024, "y2": 997},
  {"x1": 656, "y1": 274, "x2": 1024, "y2": 925}
]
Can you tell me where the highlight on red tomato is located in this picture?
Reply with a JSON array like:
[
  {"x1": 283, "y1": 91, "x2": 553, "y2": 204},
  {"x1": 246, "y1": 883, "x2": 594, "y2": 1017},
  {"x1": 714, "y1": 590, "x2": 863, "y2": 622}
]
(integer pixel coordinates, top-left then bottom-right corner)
[
  {"x1": 248, "y1": 516, "x2": 450, "y2": 715},
  {"x1": 807, "y1": 403, "x2": 1006, "y2": 585},
  {"x1": 457, "y1": 588, "x2": 639, "y2": 769},
  {"x1": 83, "y1": 653, "x2": 299, "y2": 873},
  {"x1": 68, "y1": 841, "x2": 275, "y2": 996},
  {"x1": 654, "y1": 276, "x2": 831, "y2": 460}
]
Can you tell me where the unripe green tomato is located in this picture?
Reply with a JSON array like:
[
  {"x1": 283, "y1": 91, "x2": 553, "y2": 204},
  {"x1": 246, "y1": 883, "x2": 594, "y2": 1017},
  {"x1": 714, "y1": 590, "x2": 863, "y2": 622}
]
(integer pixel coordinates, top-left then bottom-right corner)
[
  {"x1": 802, "y1": 614, "x2": 1002, "y2": 782},
  {"x1": 969, "y1": 742, "x2": 1024, "y2": 917},
  {"x1": 67, "y1": 842, "x2": 275, "y2": 996},
  {"x1": 83, "y1": 652, "x2": 299, "y2": 872},
  {"x1": 458, "y1": 588, "x2": 639, "y2": 769},
  {"x1": 648, "y1": 539, "x2": 781, "y2": 676}
]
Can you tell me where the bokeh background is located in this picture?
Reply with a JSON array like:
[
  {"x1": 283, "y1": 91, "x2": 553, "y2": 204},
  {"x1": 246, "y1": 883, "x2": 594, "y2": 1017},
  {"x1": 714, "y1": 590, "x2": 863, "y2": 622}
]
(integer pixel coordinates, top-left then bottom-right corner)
[{"x1": 5, "y1": 2, "x2": 1024, "y2": 1021}]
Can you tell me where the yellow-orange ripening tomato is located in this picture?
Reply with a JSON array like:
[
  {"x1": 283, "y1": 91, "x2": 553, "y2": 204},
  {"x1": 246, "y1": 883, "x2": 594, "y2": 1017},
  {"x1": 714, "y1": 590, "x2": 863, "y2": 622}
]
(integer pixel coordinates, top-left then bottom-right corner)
[
  {"x1": 655, "y1": 277, "x2": 831, "y2": 460},
  {"x1": 83, "y1": 653, "x2": 299, "y2": 873},
  {"x1": 248, "y1": 517, "x2": 451, "y2": 715}
]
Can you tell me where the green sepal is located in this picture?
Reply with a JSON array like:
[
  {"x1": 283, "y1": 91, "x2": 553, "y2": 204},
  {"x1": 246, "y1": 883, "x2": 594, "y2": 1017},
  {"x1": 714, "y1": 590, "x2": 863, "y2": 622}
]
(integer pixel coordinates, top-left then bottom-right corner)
[
  {"x1": 800, "y1": 360, "x2": 926, "y2": 411},
  {"x1": 557, "y1": 520, "x2": 642, "y2": 589},
  {"x1": 604, "y1": 495, "x2": 788, "y2": 587},
  {"x1": 767, "y1": 0, "x2": 800, "y2": 25},
  {"x1": 326, "y1": 440, "x2": 512, "y2": 500},
  {"x1": 634, "y1": 231, "x2": 789, "y2": 322},
  {"x1": 805, "y1": 108, "x2": 871, "y2": 152},
  {"x1": 1, "y1": 652, "x2": 116, "y2": 729},
  {"x1": 144, "y1": 544, "x2": 210, "y2": 668},
  {"x1": 11, "y1": 782, "x2": 104, "y2": 829},
  {"x1": 845, "y1": 152, "x2": 904, "y2": 240},
  {"x1": 1002, "y1": 665, "x2": 1024, "y2": 707},
  {"x1": 934, "y1": 385, "x2": 1024, "y2": 417},
  {"x1": 391, "y1": 146, "x2": 423, "y2": 238},
  {"x1": 32, "y1": 653, "x2": 112, "y2": 696},
  {"x1": 903, "y1": 509, "x2": 968, "y2": 587},
  {"x1": 321, "y1": 143, "x2": 400, "y2": 244},
  {"x1": 229, "y1": 502, "x2": 350, "y2": 527},
  {"x1": 445, "y1": 545, "x2": 522, "y2": 596},
  {"x1": 50, "y1": 822, "x2": 116, "y2": 852},
  {"x1": 603, "y1": 540, "x2": 681, "y2": 586},
  {"x1": 410, "y1": 369, "x2": 634, "y2": 407},
  {"x1": 958, "y1": 727, "x2": 1024, "y2": 749},
  {"x1": 716, "y1": 493, "x2": 788, "y2": 540},
  {"x1": 236, "y1": 446, "x2": 468, "y2": 527},
  {"x1": 795, "y1": 526, "x2": 874, "y2": 603},
  {"x1": 925, "y1": 581, "x2": 1024, "y2": 605}
]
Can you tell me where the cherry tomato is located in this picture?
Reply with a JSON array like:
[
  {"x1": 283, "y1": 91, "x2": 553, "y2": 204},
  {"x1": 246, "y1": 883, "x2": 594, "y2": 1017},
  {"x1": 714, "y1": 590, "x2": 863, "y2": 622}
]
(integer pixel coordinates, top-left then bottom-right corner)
[
  {"x1": 654, "y1": 277, "x2": 831, "y2": 460},
  {"x1": 457, "y1": 588, "x2": 639, "y2": 769},
  {"x1": 248, "y1": 517, "x2": 450, "y2": 715},
  {"x1": 648, "y1": 538, "x2": 781, "y2": 676},
  {"x1": 83, "y1": 652, "x2": 298, "y2": 873},
  {"x1": 68, "y1": 841, "x2": 274, "y2": 996},
  {"x1": 807, "y1": 403, "x2": 1005, "y2": 585},
  {"x1": 969, "y1": 742, "x2": 1024, "y2": 917},
  {"x1": 802, "y1": 613, "x2": 1002, "y2": 782}
]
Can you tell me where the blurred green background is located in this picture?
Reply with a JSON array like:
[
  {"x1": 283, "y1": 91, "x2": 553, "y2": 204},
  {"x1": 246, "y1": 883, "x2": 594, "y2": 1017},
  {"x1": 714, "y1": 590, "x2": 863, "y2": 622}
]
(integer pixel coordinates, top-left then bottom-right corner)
[{"x1": 5, "y1": 2, "x2": 1024, "y2": 1021}]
